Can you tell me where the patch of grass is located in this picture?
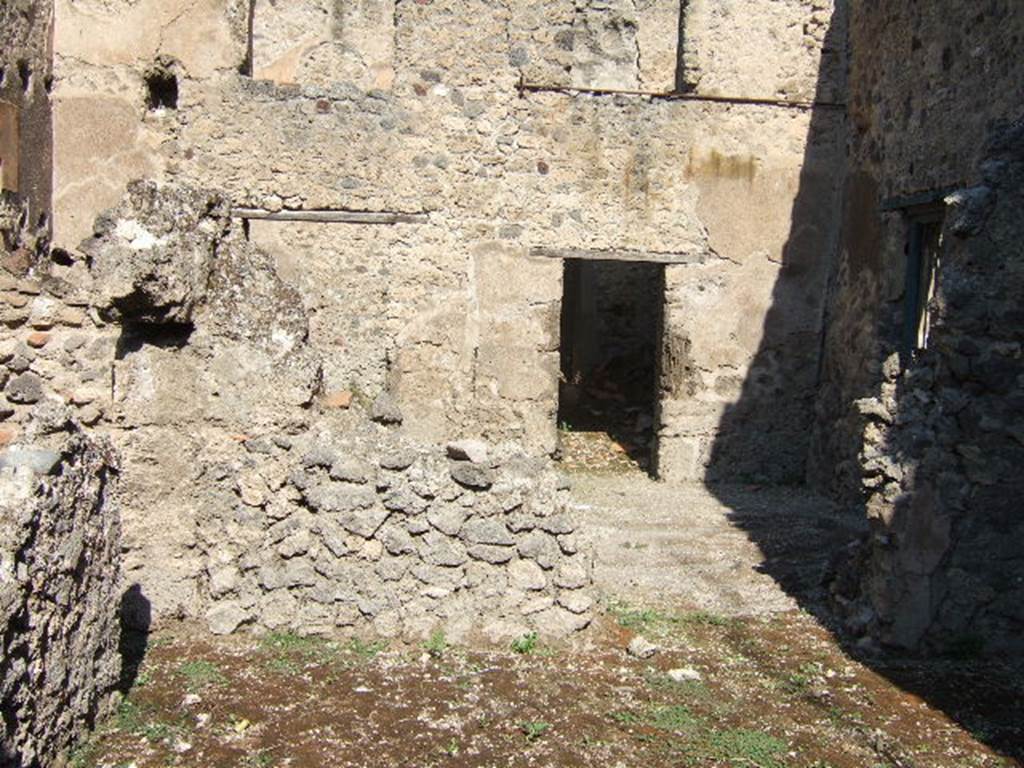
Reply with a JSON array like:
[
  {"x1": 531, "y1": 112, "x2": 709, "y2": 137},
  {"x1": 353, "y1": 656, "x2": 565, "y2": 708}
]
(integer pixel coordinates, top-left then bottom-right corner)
[
  {"x1": 67, "y1": 738, "x2": 99, "y2": 768},
  {"x1": 444, "y1": 737, "x2": 461, "y2": 756},
  {"x1": 347, "y1": 637, "x2": 387, "y2": 660},
  {"x1": 782, "y1": 661, "x2": 824, "y2": 694},
  {"x1": 424, "y1": 629, "x2": 448, "y2": 659},
  {"x1": 177, "y1": 659, "x2": 227, "y2": 692},
  {"x1": 266, "y1": 656, "x2": 302, "y2": 674},
  {"x1": 607, "y1": 601, "x2": 692, "y2": 640},
  {"x1": 112, "y1": 699, "x2": 146, "y2": 733},
  {"x1": 643, "y1": 669, "x2": 709, "y2": 697},
  {"x1": 260, "y1": 631, "x2": 330, "y2": 656},
  {"x1": 680, "y1": 609, "x2": 732, "y2": 628},
  {"x1": 826, "y1": 704, "x2": 865, "y2": 729},
  {"x1": 132, "y1": 669, "x2": 153, "y2": 689},
  {"x1": 707, "y1": 727, "x2": 788, "y2": 768},
  {"x1": 260, "y1": 631, "x2": 352, "y2": 672},
  {"x1": 648, "y1": 705, "x2": 700, "y2": 733},
  {"x1": 611, "y1": 705, "x2": 699, "y2": 733},
  {"x1": 611, "y1": 604, "x2": 667, "y2": 631},
  {"x1": 519, "y1": 721, "x2": 552, "y2": 741},
  {"x1": 511, "y1": 632, "x2": 538, "y2": 655},
  {"x1": 112, "y1": 699, "x2": 180, "y2": 744},
  {"x1": 610, "y1": 710, "x2": 641, "y2": 726},
  {"x1": 783, "y1": 670, "x2": 810, "y2": 693}
]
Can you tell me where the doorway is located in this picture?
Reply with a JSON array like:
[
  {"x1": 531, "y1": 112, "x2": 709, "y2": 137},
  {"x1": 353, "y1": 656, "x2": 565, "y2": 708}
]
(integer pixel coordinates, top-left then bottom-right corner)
[{"x1": 557, "y1": 258, "x2": 664, "y2": 475}]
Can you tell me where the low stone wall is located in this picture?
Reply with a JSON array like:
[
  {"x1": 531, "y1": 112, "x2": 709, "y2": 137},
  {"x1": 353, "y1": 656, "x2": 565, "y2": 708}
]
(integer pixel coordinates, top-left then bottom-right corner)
[
  {"x1": 0, "y1": 432, "x2": 122, "y2": 767},
  {"x1": 201, "y1": 427, "x2": 596, "y2": 644}
]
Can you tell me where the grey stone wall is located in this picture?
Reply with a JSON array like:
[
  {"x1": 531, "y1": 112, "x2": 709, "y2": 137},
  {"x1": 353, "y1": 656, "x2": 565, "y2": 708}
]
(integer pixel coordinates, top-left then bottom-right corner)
[
  {"x1": 203, "y1": 429, "x2": 595, "y2": 643},
  {"x1": 0, "y1": 432, "x2": 122, "y2": 768},
  {"x1": 813, "y1": 2, "x2": 1024, "y2": 651}
]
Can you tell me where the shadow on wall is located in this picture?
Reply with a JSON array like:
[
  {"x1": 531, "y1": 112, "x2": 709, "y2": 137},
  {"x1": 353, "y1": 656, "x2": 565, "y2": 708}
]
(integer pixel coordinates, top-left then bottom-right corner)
[{"x1": 704, "y1": 6, "x2": 1024, "y2": 764}]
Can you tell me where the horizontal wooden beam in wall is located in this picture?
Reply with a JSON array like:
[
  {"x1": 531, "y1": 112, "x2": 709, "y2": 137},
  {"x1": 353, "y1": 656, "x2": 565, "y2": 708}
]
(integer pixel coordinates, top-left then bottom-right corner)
[
  {"x1": 232, "y1": 208, "x2": 430, "y2": 224},
  {"x1": 517, "y1": 82, "x2": 845, "y2": 111},
  {"x1": 529, "y1": 246, "x2": 705, "y2": 265}
]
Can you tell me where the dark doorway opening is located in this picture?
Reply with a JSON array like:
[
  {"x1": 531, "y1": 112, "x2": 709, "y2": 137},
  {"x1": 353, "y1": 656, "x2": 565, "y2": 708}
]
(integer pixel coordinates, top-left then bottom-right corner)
[{"x1": 557, "y1": 258, "x2": 664, "y2": 475}]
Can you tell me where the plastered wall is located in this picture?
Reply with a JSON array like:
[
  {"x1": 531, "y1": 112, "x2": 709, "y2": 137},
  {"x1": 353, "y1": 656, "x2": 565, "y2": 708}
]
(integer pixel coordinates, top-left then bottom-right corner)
[{"x1": 39, "y1": 0, "x2": 846, "y2": 623}]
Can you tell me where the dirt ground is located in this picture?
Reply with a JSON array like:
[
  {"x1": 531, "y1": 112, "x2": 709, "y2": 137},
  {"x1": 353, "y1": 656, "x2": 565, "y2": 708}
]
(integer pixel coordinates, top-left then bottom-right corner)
[
  {"x1": 70, "y1": 454, "x2": 1023, "y2": 768},
  {"x1": 72, "y1": 606, "x2": 1022, "y2": 768}
]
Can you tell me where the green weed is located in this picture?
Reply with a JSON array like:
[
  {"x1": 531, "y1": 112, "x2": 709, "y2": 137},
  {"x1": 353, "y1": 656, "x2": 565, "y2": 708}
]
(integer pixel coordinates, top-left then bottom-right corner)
[
  {"x1": 648, "y1": 705, "x2": 699, "y2": 732},
  {"x1": 424, "y1": 630, "x2": 448, "y2": 659},
  {"x1": 511, "y1": 632, "x2": 539, "y2": 655},
  {"x1": 519, "y1": 721, "x2": 552, "y2": 741},
  {"x1": 610, "y1": 710, "x2": 641, "y2": 726},
  {"x1": 240, "y1": 749, "x2": 274, "y2": 768},
  {"x1": 67, "y1": 739, "x2": 99, "y2": 768},
  {"x1": 260, "y1": 631, "x2": 349, "y2": 671},
  {"x1": 707, "y1": 728, "x2": 788, "y2": 768},
  {"x1": 607, "y1": 601, "x2": 686, "y2": 639},
  {"x1": 347, "y1": 637, "x2": 388, "y2": 660},
  {"x1": 177, "y1": 659, "x2": 227, "y2": 692},
  {"x1": 680, "y1": 609, "x2": 732, "y2": 628}
]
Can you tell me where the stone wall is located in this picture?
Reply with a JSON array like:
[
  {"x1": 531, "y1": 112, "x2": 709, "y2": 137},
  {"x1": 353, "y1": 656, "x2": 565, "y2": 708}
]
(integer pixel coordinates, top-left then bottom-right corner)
[
  {"x1": 203, "y1": 429, "x2": 594, "y2": 643},
  {"x1": 0, "y1": 433, "x2": 122, "y2": 768},
  {"x1": 61, "y1": 180, "x2": 592, "y2": 642},
  {"x1": 49, "y1": 0, "x2": 846, "y2": 488},
  {"x1": 812, "y1": 1, "x2": 1024, "y2": 650}
]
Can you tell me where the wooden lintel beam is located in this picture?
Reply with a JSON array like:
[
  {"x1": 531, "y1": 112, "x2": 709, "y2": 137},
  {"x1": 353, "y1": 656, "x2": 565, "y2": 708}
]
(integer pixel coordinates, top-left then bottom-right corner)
[
  {"x1": 517, "y1": 82, "x2": 845, "y2": 111},
  {"x1": 232, "y1": 208, "x2": 429, "y2": 225},
  {"x1": 529, "y1": 246, "x2": 705, "y2": 265}
]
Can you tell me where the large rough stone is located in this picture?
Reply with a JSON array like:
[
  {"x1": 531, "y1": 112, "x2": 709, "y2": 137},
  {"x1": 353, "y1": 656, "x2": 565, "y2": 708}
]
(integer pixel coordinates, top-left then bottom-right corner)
[
  {"x1": 446, "y1": 439, "x2": 489, "y2": 464},
  {"x1": 81, "y1": 181, "x2": 226, "y2": 324},
  {"x1": 4, "y1": 372, "x2": 44, "y2": 404},
  {"x1": 509, "y1": 559, "x2": 546, "y2": 591},
  {"x1": 427, "y1": 504, "x2": 467, "y2": 536},
  {"x1": 467, "y1": 544, "x2": 516, "y2": 564},
  {"x1": 450, "y1": 462, "x2": 494, "y2": 490},
  {"x1": 0, "y1": 448, "x2": 62, "y2": 475},
  {"x1": 461, "y1": 518, "x2": 515, "y2": 546},
  {"x1": 329, "y1": 457, "x2": 373, "y2": 484},
  {"x1": 206, "y1": 602, "x2": 249, "y2": 635},
  {"x1": 517, "y1": 530, "x2": 562, "y2": 570},
  {"x1": 370, "y1": 393, "x2": 403, "y2": 425},
  {"x1": 302, "y1": 482, "x2": 377, "y2": 513},
  {"x1": 339, "y1": 506, "x2": 391, "y2": 539}
]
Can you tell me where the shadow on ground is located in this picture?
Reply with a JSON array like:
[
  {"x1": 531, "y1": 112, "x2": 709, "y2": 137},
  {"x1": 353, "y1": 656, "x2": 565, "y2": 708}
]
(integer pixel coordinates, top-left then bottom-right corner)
[{"x1": 703, "y1": 6, "x2": 1024, "y2": 764}]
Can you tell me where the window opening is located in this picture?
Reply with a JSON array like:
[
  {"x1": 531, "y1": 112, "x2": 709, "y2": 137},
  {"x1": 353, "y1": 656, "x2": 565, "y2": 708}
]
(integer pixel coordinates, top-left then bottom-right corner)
[
  {"x1": 901, "y1": 210, "x2": 943, "y2": 366},
  {"x1": 145, "y1": 62, "x2": 178, "y2": 111}
]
